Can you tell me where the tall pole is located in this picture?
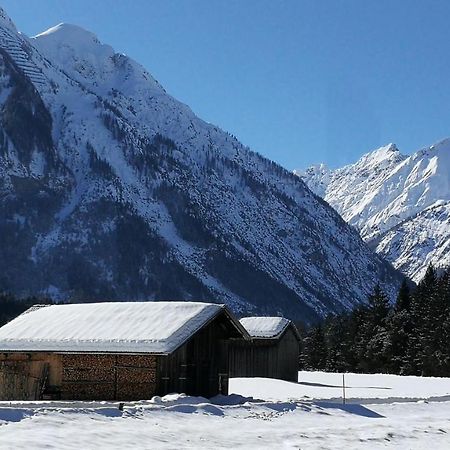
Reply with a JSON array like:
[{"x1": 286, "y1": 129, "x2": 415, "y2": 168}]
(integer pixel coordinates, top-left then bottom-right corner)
[{"x1": 342, "y1": 373, "x2": 346, "y2": 405}]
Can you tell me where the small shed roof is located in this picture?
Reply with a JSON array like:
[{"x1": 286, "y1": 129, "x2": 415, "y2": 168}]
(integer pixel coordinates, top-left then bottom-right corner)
[
  {"x1": 0, "y1": 301, "x2": 246, "y2": 354},
  {"x1": 240, "y1": 316, "x2": 299, "y2": 339}
]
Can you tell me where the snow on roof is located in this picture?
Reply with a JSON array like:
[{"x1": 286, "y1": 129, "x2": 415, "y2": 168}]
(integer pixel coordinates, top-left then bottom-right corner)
[
  {"x1": 239, "y1": 317, "x2": 291, "y2": 339},
  {"x1": 0, "y1": 302, "x2": 229, "y2": 354}
]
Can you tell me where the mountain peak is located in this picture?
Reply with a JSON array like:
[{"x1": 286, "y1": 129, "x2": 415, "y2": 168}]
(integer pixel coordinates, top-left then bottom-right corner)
[
  {"x1": 33, "y1": 23, "x2": 112, "y2": 53},
  {"x1": 32, "y1": 21, "x2": 166, "y2": 96},
  {"x1": 0, "y1": 8, "x2": 404, "y2": 320},
  {"x1": 35, "y1": 23, "x2": 98, "y2": 42},
  {"x1": 300, "y1": 137, "x2": 450, "y2": 282},
  {"x1": 386, "y1": 143, "x2": 398, "y2": 151},
  {"x1": 360, "y1": 143, "x2": 402, "y2": 165},
  {"x1": 32, "y1": 22, "x2": 121, "y2": 90}
]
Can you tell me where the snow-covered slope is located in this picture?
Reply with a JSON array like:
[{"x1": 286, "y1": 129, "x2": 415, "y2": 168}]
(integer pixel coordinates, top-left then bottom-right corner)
[
  {"x1": 297, "y1": 140, "x2": 450, "y2": 281},
  {"x1": 0, "y1": 8, "x2": 402, "y2": 320},
  {"x1": 374, "y1": 202, "x2": 450, "y2": 281}
]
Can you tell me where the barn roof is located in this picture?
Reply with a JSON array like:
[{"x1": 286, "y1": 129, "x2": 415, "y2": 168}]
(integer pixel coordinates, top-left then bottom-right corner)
[
  {"x1": 0, "y1": 301, "x2": 247, "y2": 354},
  {"x1": 239, "y1": 316, "x2": 299, "y2": 339}
]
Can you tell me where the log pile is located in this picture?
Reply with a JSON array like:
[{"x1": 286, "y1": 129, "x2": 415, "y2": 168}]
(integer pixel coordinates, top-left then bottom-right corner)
[{"x1": 61, "y1": 354, "x2": 157, "y2": 400}]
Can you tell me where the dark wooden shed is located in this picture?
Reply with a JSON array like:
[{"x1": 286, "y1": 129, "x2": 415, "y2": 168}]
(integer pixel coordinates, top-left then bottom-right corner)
[
  {"x1": 0, "y1": 301, "x2": 249, "y2": 401},
  {"x1": 229, "y1": 317, "x2": 300, "y2": 382}
]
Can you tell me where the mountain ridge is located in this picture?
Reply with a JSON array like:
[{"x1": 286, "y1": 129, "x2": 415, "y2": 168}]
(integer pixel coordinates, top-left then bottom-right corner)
[
  {"x1": 298, "y1": 139, "x2": 450, "y2": 281},
  {"x1": 0, "y1": 8, "x2": 403, "y2": 321}
]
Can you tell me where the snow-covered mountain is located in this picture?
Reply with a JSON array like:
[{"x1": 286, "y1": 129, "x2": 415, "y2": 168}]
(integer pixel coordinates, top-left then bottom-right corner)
[
  {"x1": 0, "y1": 8, "x2": 402, "y2": 321},
  {"x1": 297, "y1": 140, "x2": 450, "y2": 282}
]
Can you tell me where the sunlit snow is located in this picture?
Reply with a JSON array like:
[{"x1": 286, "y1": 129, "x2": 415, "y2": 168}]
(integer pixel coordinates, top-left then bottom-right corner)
[{"x1": 0, "y1": 371, "x2": 449, "y2": 449}]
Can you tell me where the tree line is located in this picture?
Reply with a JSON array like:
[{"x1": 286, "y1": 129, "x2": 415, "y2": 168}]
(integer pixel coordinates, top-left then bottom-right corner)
[
  {"x1": 1, "y1": 266, "x2": 449, "y2": 377},
  {"x1": 300, "y1": 266, "x2": 450, "y2": 377}
]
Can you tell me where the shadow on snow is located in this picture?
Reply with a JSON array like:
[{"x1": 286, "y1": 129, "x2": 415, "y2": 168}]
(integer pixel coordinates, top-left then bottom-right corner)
[{"x1": 297, "y1": 381, "x2": 392, "y2": 390}]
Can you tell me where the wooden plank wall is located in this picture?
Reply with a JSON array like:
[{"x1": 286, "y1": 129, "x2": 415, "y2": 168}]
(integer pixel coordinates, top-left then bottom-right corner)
[
  {"x1": 229, "y1": 327, "x2": 299, "y2": 381},
  {"x1": 157, "y1": 312, "x2": 237, "y2": 397},
  {"x1": 0, "y1": 358, "x2": 48, "y2": 401}
]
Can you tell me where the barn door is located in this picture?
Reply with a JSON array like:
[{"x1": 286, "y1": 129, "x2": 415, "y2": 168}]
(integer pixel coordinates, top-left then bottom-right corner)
[
  {"x1": 0, "y1": 361, "x2": 49, "y2": 401},
  {"x1": 218, "y1": 373, "x2": 228, "y2": 395},
  {"x1": 217, "y1": 340, "x2": 229, "y2": 395}
]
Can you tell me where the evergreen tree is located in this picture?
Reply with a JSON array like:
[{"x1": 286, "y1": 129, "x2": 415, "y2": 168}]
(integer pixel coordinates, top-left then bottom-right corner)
[
  {"x1": 303, "y1": 324, "x2": 327, "y2": 370},
  {"x1": 357, "y1": 285, "x2": 391, "y2": 372},
  {"x1": 423, "y1": 270, "x2": 450, "y2": 375},
  {"x1": 367, "y1": 284, "x2": 390, "y2": 326},
  {"x1": 299, "y1": 266, "x2": 450, "y2": 377},
  {"x1": 324, "y1": 314, "x2": 353, "y2": 372},
  {"x1": 404, "y1": 265, "x2": 437, "y2": 375},
  {"x1": 344, "y1": 306, "x2": 366, "y2": 371},
  {"x1": 395, "y1": 280, "x2": 411, "y2": 311},
  {"x1": 387, "y1": 280, "x2": 412, "y2": 373}
]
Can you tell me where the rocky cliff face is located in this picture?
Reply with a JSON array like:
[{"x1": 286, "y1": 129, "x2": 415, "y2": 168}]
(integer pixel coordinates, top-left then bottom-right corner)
[
  {"x1": 298, "y1": 140, "x2": 450, "y2": 282},
  {"x1": 0, "y1": 9, "x2": 402, "y2": 321}
]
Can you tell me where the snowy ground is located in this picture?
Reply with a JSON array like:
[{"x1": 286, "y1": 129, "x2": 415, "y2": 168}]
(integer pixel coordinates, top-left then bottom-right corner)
[{"x1": 0, "y1": 371, "x2": 449, "y2": 449}]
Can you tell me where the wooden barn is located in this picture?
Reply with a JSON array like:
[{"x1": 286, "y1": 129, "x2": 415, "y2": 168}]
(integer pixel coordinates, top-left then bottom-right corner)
[
  {"x1": 0, "y1": 301, "x2": 249, "y2": 401},
  {"x1": 229, "y1": 317, "x2": 300, "y2": 382}
]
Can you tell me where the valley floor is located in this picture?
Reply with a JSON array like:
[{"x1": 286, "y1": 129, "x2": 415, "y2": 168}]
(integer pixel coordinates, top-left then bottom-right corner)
[{"x1": 0, "y1": 371, "x2": 449, "y2": 449}]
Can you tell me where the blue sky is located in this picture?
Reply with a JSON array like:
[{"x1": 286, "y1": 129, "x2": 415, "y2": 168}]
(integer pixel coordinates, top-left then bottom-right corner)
[{"x1": 3, "y1": 0, "x2": 450, "y2": 169}]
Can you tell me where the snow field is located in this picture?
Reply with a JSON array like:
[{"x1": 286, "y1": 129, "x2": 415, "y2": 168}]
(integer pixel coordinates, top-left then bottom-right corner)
[
  {"x1": 232, "y1": 370, "x2": 450, "y2": 403},
  {"x1": 0, "y1": 372, "x2": 449, "y2": 449}
]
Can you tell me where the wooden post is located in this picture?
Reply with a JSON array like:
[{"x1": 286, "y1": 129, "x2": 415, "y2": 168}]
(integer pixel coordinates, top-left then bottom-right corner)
[{"x1": 342, "y1": 373, "x2": 346, "y2": 405}]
